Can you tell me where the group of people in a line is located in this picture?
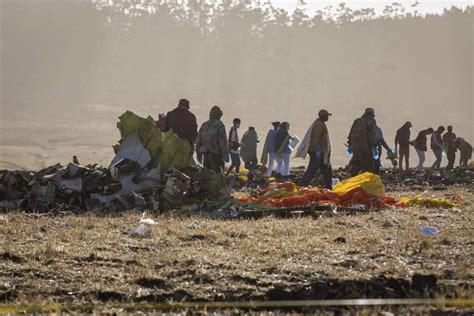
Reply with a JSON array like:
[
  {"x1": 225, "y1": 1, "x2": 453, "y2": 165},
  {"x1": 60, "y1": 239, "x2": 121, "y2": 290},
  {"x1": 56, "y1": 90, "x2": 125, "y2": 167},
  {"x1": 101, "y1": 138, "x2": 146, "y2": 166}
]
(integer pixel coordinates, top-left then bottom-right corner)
[
  {"x1": 157, "y1": 99, "x2": 473, "y2": 189},
  {"x1": 397, "y1": 124, "x2": 473, "y2": 171}
]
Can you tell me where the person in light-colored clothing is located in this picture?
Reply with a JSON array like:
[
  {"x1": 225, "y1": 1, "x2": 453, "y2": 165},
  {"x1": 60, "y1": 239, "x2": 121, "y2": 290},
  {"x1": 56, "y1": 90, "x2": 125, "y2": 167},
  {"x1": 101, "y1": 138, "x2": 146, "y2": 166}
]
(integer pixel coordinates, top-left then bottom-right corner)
[
  {"x1": 225, "y1": 118, "x2": 241, "y2": 176},
  {"x1": 274, "y1": 122, "x2": 292, "y2": 176},
  {"x1": 413, "y1": 128, "x2": 433, "y2": 171},
  {"x1": 261, "y1": 122, "x2": 281, "y2": 177}
]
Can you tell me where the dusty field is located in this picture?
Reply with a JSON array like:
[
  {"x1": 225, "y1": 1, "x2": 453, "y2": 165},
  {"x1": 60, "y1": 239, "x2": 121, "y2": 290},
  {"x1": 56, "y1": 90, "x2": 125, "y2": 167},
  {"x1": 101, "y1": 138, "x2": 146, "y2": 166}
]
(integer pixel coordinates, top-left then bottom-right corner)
[{"x1": 0, "y1": 188, "x2": 473, "y2": 314}]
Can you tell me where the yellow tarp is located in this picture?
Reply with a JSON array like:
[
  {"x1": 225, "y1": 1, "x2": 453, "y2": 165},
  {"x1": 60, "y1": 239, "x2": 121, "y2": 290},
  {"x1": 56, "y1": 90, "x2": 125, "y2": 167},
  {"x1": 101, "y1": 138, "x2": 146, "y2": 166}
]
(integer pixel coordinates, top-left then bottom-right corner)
[
  {"x1": 332, "y1": 172, "x2": 385, "y2": 197},
  {"x1": 398, "y1": 195, "x2": 458, "y2": 208}
]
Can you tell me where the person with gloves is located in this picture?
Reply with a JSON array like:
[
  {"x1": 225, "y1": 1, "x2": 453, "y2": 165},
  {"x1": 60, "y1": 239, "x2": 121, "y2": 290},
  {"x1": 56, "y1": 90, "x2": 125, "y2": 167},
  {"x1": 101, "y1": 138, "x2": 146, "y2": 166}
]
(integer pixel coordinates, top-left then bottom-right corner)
[
  {"x1": 195, "y1": 106, "x2": 229, "y2": 173},
  {"x1": 373, "y1": 120, "x2": 394, "y2": 174},
  {"x1": 297, "y1": 109, "x2": 333, "y2": 189},
  {"x1": 347, "y1": 108, "x2": 377, "y2": 176}
]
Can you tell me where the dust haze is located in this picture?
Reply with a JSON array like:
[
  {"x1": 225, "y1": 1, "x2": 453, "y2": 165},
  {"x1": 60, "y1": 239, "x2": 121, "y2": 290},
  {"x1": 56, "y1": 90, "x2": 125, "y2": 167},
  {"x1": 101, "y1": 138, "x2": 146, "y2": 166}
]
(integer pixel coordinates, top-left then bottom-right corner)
[{"x1": 1, "y1": 0, "x2": 472, "y2": 170}]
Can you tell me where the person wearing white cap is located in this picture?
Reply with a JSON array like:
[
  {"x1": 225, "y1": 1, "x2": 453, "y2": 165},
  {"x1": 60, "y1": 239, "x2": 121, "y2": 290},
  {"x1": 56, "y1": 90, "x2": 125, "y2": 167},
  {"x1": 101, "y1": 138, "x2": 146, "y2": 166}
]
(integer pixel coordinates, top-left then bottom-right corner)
[{"x1": 297, "y1": 109, "x2": 333, "y2": 189}]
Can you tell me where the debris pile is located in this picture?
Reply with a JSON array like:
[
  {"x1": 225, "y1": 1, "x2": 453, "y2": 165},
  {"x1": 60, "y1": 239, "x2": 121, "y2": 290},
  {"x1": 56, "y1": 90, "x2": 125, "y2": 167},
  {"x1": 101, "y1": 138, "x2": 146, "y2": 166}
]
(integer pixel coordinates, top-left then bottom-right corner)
[{"x1": 0, "y1": 111, "x2": 230, "y2": 213}]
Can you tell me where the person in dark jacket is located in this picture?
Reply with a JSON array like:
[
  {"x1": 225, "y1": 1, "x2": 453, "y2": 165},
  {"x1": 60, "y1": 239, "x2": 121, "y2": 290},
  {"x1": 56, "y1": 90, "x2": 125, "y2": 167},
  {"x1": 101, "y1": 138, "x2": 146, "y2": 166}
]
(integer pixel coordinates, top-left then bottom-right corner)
[
  {"x1": 347, "y1": 108, "x2": 376, "y2": 176},
  {"x1": 240, "y1": 127, "x2": 259, "y2": 171},
  {"x1": 395, "y1": 121, "x2": 412, "y2": 170},
  {"x1": 164, "y1": 98, "x2": 198, "y2": 145},
  {"x1": 442, "y1": 125, "x2": 457, "y2": 170},
  {"x1": 413, "y1": 128, "x2": 433, "y2": 171},
  {"x1": 430, "y1": 126, "x2": 445, "y2": 170},
  {"x1": 195, "y1": 106, "x2": 229, "y2": 173},
  {"x1": 453, "y1": 137, "x2": 472, "y2": 167}
]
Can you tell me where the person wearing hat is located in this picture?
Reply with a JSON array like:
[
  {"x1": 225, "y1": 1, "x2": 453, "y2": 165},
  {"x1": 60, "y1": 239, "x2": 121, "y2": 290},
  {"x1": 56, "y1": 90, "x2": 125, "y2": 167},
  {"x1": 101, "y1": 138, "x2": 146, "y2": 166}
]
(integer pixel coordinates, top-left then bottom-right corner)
[
  {"x1": 195, "y1": 106, "x2": 229, "y2": 173},
  {"x1": 297, "y1": 109, "x2": 333, "y2": 189},
  {"x1": 395, "y1": 121, "x2": 412, "y2": 170},
  {"x1": 347, "y1": 107, "x2": 377, "y2": 176},
  {"x1": 442, "y1": 125, "x2": 457, "y2": 170},
  {"x1": 164, "y1": 98, "x2": 198, "y2": 145}
]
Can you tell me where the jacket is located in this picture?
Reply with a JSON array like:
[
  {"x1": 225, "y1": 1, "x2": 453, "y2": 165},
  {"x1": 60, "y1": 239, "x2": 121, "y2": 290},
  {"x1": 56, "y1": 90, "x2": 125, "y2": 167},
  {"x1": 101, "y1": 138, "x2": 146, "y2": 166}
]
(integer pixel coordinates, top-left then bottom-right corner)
[
  {"x1": 228, "y1": 126, "x2": 240, "y2": 154},
  {"x1": 309, "y1": 119, "x2": 331, "y2": 153},
  {"x1": 442, "y1": 132, "x2": 457, "y2": 152},
  {"x1": 431, "y1": 132, "x2": 443, "y2": 150},
  {"x1": 240, "y1": 128, "x2": 258, "y2": 163},
  {"x1": 395, "y1": 126, "x2": 411, "y2": 148},
  {"x1": 260, "y1": 129, "x2": 277, "y2": 165},
  {"x1": 195, "y1": 119, "x2": 228, "y2": 155},
  {"x1": 457, "y1": 138, "x2": 472, "y2": 160},
  {"x1": 164, "y1": 107, "x2": 198, "y2": 144},
  {"x1": 415, "y1": 130, "x2": 428, "y2": 151},
  {"x1": 275, "y1": 124, "x2": 291, "y2": 155},
  {"x1": 348, "y1": 116, "x2": 376, "y2": 149}
]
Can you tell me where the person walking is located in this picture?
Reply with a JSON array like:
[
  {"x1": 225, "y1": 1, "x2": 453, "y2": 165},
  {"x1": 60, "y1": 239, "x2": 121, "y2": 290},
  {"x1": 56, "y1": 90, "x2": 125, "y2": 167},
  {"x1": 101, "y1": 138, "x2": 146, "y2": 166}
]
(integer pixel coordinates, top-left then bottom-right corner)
[
  {"x1": 453, "y1": 137, "x2": 472, "y2": 167},
  {"x1": 261, "y1": 122, "x2": 281, "y2": 177},
  {"x1": 240, "y1": 127, "x2": 259, "y2": 172},
  {"x1": 274, "y1": 122, "x2": 293, "y2": 177},
  {"x1": 225, "y1": 118, "x2": 241, "y2": 176},
  {"x1": 431, "y1": 126, "x2": 445, "y2": 170},
  {"x1": 164, "y1": 98, "x2": 198, "y2": 145},
  {"x1": 347, "y1": 108, "x2": 377, "y2": 176},
  {"x1": 413, "y1": 128, "x2": 433, "y2": 171},
  {"x1": 373, "y1": 120, "x2": 393, "y2": 174},
  {"x1": 297, "y1": 110, "x2": 333, "y2": 189},
  {"x1": 195, "y1": 106, "x2": 229, "y2": 173},
  {"x1": 395, "y1": 121, "x2": 412, "y2": 170},
  {"x1": 442, "y1": 125, "x2": 457, "y2": 170}
]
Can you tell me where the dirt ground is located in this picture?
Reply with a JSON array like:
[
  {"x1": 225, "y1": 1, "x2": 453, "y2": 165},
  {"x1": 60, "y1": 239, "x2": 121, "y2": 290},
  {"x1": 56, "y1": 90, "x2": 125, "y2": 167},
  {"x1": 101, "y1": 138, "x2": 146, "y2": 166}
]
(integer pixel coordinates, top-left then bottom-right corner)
[{"x1": 0, "y1": 188, "x2": 473, "y2": 314}]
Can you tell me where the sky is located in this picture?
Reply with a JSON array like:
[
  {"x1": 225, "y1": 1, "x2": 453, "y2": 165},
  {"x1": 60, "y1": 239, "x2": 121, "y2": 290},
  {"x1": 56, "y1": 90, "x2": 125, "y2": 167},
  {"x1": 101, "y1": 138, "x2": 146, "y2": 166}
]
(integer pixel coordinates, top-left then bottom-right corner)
[{"x1": 272, "y1": 0, "x2": 472, "y2": 15}]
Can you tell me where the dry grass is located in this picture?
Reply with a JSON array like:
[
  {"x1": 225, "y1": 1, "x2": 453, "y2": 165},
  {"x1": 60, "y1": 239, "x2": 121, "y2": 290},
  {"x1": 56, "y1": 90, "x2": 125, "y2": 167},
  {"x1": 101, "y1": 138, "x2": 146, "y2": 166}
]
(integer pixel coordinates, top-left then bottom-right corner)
[{"x1": 0, "y1": 188, "x2": 472, "y2": 313}]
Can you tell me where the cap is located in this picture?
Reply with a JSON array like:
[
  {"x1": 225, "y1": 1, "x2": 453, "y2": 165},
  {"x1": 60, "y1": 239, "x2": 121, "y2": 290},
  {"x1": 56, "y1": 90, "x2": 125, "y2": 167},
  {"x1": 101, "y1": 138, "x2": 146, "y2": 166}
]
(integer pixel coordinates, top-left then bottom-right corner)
[
  {"x1": 178, "y1": 98, "x2": 190, "y2": 108},
  {"x1": 318, "y1": 109, "x2": 332, "y2": 117}
]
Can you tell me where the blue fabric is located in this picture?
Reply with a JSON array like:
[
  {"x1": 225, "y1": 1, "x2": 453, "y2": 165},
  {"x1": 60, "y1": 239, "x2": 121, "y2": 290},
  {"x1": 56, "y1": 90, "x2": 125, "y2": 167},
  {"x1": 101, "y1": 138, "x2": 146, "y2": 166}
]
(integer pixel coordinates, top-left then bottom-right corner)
[
  {"x1": 281, "y1": 142, "x2": 292, "y2": 155},
  {"x1": 268, "y1": 130, "x2": 277, "y2": 153},
  {"x1": 275, "y1": 124, "x2": 292, "y2": 155},
  {"x1": 375, "y1": 125, "x2": 384, "y2": 142}
]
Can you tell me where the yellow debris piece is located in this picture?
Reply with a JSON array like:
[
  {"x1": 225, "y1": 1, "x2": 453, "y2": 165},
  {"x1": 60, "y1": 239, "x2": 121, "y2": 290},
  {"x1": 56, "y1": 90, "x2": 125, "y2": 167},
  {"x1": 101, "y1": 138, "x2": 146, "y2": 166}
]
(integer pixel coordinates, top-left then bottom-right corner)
[
  {"x1": 399, "y1": 195, "x2": 458, "y2": 208},
  {"x1": 332, "y1": 172, "x2": 385, "y2": 198}
]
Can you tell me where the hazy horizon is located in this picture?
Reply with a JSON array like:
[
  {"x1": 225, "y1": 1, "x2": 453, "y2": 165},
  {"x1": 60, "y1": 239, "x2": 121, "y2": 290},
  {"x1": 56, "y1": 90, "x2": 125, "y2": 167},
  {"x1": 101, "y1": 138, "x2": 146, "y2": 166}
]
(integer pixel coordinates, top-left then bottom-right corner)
[{"x1": 0, "y1": 0, "x2": 472, "y2": 170}]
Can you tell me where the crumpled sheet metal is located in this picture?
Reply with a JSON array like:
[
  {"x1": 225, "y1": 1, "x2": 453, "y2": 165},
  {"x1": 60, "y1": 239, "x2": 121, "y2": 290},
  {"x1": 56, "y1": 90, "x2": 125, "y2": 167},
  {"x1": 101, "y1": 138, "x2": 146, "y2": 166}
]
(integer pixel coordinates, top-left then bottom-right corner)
[
  {"x1": 114, "y1": 111, "x2": 195, "y2": 171},
  {"x1": 110, "y1": 133, "x2": 152, "y2": 168}
]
